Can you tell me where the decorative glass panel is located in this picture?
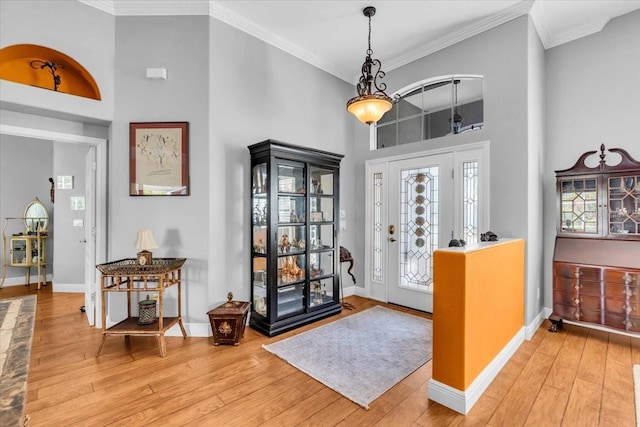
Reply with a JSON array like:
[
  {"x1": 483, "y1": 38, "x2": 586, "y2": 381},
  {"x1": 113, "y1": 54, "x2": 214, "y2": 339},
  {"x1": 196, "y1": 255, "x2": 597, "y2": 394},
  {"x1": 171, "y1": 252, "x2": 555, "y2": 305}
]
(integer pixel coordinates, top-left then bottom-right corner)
[
  {"x1": 560, "y1": 178, "x2": 598, "y2": 233},
  {"x1": 462, "y1": 160, "x2": 479, "y2": 244},
  {"x1": 399, "y1": 167, "x2": 439, "y2": 292},
  {"x1": 608, "y1": 175, "x2": 640, "y2": 234},
  {"x1": 373, "y1": 172, "x2": 383, "y2": 282}
]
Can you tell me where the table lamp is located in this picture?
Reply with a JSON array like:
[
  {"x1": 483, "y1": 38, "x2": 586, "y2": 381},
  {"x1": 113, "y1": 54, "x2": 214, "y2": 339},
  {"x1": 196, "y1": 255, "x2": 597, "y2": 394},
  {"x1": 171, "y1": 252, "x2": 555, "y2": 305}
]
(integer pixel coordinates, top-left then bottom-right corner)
[{"x1": 135, "y1": 229, "x2": 158, "y2": 265}]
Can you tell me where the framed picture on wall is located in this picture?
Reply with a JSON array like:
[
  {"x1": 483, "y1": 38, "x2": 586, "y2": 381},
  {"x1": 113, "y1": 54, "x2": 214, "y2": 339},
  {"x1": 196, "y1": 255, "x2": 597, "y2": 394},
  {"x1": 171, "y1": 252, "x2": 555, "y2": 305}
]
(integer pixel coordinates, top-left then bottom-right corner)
[{"x1": 129, "y1": 122, "x2": 189, "y2": 196}]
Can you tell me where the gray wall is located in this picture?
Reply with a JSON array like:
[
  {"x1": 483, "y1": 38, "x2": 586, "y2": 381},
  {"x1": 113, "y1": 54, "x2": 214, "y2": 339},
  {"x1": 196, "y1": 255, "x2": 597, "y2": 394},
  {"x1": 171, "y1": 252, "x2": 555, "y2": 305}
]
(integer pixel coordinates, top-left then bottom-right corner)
[
  {"x1": 352, "y1": 16, "x2": 540, "y2": 323},
  {"x1": 0, "y1": 135, "x2": 54, "y2": 280},
  {"x1": 543, "y1": 10, "x2": 640, "y2": 308},
  {"x1": 52, "y1": 141, "x2": 90, "y2": 285},
  {"x1": 207, "y1": 16, "x2": 356, "y2": 314}
]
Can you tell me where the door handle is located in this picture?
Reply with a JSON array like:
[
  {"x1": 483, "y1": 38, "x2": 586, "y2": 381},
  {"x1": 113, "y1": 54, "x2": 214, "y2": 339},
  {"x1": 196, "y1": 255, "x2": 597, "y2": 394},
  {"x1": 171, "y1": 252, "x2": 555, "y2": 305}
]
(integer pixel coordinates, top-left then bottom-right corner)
[{"x1": 389, "y1": 237, "x2": 396, "y2": 242}]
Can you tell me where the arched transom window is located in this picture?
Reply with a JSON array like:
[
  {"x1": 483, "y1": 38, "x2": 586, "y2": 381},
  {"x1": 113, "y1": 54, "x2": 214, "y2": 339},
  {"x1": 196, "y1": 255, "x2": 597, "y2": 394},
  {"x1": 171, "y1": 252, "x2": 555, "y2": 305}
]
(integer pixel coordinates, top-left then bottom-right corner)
[{"x1": 375, "y1": 75, "x2": 483, "y2": 150}]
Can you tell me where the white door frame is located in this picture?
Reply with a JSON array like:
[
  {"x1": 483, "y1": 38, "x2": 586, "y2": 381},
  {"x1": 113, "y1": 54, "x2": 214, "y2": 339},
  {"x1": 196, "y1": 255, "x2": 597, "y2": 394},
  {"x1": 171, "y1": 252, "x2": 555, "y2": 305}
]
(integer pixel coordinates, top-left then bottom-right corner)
[
  {"x1": 0, "y1": 124, "x2": 107, "y2": 328},
  {"x1": 364, "y1": 141, "x2": 490, "y2": 305}
]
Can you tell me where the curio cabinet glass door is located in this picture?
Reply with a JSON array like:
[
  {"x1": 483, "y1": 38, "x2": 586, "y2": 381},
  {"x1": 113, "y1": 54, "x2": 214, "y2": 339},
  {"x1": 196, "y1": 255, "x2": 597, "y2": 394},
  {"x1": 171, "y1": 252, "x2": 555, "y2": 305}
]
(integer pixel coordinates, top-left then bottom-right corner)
[{"x1": 249, "y1": 140, "x2": 343, "y2": 336}]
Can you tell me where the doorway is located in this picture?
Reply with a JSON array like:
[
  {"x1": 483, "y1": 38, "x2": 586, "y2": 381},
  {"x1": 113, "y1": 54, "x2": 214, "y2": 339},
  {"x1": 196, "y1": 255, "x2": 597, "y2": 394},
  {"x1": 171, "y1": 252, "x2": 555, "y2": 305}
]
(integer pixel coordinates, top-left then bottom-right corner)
[
  {"x1": 0, "y1": 123, "x2": 107, "y2": 327},
  {"x1": 364, "y1": 142, "x2": 489, "y2": 312}
]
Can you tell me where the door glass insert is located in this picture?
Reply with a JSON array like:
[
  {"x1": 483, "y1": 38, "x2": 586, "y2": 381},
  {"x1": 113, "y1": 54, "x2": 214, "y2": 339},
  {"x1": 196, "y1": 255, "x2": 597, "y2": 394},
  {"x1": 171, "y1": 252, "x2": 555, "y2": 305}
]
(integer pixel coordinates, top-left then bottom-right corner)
[
  {"x1": 462, "y1": 160, "x2": 479, "y2": 244},
  {"x1": 373, "y1": 172, "x2": 383, "y2": 282},
  {"x1": 400, "y1": 167, "x2": 439, "y2": 292}
]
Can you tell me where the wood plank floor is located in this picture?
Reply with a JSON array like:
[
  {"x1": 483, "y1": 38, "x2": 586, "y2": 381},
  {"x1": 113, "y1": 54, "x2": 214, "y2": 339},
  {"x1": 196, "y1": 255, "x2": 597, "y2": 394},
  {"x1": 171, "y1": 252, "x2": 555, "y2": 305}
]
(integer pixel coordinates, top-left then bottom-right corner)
[{"x1": 1, "y1": 285, "x2": 637, "y2": 426}]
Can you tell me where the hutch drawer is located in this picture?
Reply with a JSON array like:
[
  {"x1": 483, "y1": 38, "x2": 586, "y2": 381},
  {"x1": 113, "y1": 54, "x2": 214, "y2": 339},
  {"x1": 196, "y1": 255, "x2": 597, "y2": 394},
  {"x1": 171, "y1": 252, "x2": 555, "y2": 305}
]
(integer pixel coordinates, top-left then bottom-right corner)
[
  {"x1": 554, "y1": 263, "x2": 601, "y2": 282},
  {"x1": 603, "y1": 269, "x2": 640, "y2": 285}
]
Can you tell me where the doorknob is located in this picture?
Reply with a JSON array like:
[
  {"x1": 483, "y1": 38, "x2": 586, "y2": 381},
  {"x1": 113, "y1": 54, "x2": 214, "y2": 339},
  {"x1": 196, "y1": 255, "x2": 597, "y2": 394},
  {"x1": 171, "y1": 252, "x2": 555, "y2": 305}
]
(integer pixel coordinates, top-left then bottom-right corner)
[{"x1": 389, "y1": 237, "x2": 396, "y2": 242}]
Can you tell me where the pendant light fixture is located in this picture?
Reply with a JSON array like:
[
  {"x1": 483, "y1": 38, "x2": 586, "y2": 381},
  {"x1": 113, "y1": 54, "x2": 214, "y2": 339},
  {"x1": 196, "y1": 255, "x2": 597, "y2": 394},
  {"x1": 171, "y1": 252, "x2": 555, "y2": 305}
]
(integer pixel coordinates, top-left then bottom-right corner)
[
  {"x1": 346, "y1": 6, "x2": 393, "y2": 125},
  {"x1": 451, "y1": 79, "x2": 463, "y2": 134}
]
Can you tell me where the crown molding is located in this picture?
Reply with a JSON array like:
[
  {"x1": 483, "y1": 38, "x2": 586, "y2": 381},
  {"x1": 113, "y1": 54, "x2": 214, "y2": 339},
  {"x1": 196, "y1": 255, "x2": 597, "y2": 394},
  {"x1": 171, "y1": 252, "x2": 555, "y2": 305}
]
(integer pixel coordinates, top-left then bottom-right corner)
[
  {"x1": 77, "y1": 0, "x2": 115, "y2": 15},
  {"x1": 545, "y1": 18, "x2": 610, "y2": 49},
  {"x1": 207, "y1": 2, "x2": 345, "y2": 81},
  {"x1": 529, "y1": 1, "x2": 611, "y2": 49},
  {"x1": 384, "y1": 0, "x2": 535, "y2": 74}
]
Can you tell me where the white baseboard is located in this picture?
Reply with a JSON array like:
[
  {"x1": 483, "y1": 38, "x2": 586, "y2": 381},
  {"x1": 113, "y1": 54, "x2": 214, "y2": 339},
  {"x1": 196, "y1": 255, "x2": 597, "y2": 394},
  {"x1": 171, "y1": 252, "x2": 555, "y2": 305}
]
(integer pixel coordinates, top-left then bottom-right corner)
[
  {"x1": 525, "y1": 308, "x2": 549, "y2": 340},
  {"x1": 165, "y1": 322, "x2": 211, "y2": 337},
  {"x1": 428, "y1": 327, "x2": 525, "y2": 414},
  {"x1": 1, "y1": 274, "x2": 53, "y2": 287},
  {"x1": 53, "y1": 282, "x2": 84, "y2": 293}
]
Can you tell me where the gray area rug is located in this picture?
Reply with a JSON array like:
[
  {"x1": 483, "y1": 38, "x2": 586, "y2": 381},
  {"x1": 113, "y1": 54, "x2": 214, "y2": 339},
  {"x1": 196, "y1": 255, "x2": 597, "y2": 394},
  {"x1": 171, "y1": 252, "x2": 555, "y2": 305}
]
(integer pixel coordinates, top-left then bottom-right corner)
[
  {"x1": 0, "y1": 294, "x2": 37, "y2": 426},
  {"x1": 262, "y1": 305, "x2": 432, "y2": 409}
]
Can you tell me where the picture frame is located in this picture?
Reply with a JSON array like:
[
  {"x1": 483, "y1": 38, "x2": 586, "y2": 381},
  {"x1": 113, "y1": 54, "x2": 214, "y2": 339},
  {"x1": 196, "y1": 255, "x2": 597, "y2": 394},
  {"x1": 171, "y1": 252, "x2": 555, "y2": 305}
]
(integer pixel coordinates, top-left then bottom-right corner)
[{"x1": 129, "y1": 122, "x2": 189, "y2": 196}]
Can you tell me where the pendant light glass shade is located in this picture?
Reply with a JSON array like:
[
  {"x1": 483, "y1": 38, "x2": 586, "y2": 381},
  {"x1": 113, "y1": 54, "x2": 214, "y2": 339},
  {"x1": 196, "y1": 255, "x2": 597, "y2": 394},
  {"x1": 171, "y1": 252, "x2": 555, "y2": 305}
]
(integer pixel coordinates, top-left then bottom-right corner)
[
  {"x1": 347, "y1": 6, "x2": 393, "y2": 125},
  {"x1": 347, "y1": 93, "x2": 392, "y2": 125}
]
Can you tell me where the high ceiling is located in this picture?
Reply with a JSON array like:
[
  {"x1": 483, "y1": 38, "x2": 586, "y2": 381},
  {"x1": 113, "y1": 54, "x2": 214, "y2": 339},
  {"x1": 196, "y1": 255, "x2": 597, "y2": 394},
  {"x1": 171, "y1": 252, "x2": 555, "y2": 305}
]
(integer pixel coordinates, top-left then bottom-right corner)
[{"x1": 80, "y1": 0, "x2": 640, "y2": 83}]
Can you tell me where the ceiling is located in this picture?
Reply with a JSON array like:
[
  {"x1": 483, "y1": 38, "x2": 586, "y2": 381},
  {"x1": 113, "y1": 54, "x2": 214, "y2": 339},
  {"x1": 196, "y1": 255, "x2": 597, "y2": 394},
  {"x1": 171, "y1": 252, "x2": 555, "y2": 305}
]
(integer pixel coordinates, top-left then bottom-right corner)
[{"x1": 80, "y1": 0, "x2": 640, "y2": 83}]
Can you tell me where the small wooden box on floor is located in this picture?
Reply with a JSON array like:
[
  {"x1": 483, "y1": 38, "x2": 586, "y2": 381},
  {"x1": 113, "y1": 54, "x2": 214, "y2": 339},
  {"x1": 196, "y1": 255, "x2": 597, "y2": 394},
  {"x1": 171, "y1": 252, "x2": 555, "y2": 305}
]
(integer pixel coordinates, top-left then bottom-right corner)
[{"x1": 207, "y1": 297, "x2": 250, "y2": 345}]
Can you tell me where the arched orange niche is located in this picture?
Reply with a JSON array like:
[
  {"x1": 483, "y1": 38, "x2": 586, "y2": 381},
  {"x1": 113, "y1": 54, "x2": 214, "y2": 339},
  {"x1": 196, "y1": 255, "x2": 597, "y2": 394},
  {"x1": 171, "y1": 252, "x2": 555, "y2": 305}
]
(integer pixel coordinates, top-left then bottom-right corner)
[{"x1": 0, "y1": 44, "x2": 101, "y2": 100}]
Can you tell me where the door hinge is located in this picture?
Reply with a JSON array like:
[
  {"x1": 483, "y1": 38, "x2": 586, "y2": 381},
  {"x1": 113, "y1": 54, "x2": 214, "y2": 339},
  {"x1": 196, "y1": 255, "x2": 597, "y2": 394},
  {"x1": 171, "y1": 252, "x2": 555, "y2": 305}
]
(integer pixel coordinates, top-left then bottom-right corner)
[
  {"x1": 451, "y1": 169, "x2": 454, "y2": 179},
  {"x1": 92, "y1": 162, "x2": 97, "y2": 171}
]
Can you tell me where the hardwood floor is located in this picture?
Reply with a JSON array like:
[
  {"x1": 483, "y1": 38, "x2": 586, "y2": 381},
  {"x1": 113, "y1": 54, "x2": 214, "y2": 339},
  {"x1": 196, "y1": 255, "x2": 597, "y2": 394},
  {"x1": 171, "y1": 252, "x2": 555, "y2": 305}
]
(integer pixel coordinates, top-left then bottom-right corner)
[{"x1": 1, "y1": 285, "x2": 637, "y2": 426}]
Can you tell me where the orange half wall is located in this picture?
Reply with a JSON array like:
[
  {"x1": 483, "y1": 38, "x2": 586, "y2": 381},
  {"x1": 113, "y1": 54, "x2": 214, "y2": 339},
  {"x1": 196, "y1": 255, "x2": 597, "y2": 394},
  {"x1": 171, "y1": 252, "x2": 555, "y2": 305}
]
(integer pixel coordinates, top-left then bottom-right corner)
[{"x1": 432, "y1": 238, "x2": 525, "y2": 392}]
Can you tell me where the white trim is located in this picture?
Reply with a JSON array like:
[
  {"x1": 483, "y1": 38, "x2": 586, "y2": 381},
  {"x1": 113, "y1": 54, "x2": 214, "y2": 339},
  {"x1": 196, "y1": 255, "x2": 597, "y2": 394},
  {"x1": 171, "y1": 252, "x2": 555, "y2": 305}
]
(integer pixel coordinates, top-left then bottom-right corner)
[
  {"x1": 391, "y1": 74, "x2": 484, "y2": 100},
  {"x1": 78, "y1": 1, "x2": 534, "y2": 84},
  {"x1": 364, "y1": 141, "x2": 490, "y2": 308},
  {"x1": 526, "y1": 308, "x2": 549, "y2": 340},
  {"x1": 0, "y1": 124, "x2": 105, "y2": 145},
  {"x1": 166, "y1": 322, "x2": 210, "y2": 338},
  {"x1": 364, "y1": 162, "x2": 388, "y2": 302},
  {"x1": 53, "y1": 282, "x2": 85, "y2": 293},
  {"x1": 0, "y1": 124, "x2": 108, "y2": 329},
  {"x1": 428, "y1": 327, "x2": 525, "y2": 414},
  {"x1": 385, "y1": 1, "x2": 534, "y2": 74},
  {"x1": 367, "y1": 141, "x2": 490, "y2": 166}
]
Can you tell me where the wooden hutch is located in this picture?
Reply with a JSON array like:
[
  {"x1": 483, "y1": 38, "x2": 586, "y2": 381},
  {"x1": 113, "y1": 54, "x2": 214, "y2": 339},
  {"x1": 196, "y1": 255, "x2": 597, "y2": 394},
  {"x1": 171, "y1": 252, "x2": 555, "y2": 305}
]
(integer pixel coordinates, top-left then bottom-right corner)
[{"x1": 550, "y1": 145, "x2": 640, "y2": 335}]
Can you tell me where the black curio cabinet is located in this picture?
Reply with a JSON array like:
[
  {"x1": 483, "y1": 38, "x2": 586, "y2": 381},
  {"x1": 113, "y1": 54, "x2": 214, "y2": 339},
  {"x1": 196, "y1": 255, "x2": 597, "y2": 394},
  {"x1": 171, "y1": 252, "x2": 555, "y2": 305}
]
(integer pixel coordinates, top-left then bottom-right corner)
[{"x1": 248, "y1": 140, "x2": 343, "y2": 336}]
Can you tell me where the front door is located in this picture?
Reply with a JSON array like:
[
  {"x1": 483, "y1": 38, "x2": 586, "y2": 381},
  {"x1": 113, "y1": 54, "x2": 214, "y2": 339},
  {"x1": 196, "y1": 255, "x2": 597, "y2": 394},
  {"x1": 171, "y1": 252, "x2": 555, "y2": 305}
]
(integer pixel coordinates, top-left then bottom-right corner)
[{"x1": 387, "y1": 153, "x2": 454, "y2": 312}]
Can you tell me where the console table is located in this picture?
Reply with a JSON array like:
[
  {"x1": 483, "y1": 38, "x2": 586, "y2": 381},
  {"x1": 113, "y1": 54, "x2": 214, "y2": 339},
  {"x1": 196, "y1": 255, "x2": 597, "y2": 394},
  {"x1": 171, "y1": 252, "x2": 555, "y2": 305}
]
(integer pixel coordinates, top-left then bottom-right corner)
[{"x1": 95, "y1": 258, "x2": 187, "y2": 357}]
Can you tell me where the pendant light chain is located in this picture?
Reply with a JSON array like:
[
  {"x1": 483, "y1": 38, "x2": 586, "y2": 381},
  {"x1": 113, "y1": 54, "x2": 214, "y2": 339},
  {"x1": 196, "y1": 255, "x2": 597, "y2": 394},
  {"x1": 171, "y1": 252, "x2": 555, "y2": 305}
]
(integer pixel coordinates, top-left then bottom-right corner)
[{"x1": 367, "y1": 13, "x2": 373, "y2": 56}]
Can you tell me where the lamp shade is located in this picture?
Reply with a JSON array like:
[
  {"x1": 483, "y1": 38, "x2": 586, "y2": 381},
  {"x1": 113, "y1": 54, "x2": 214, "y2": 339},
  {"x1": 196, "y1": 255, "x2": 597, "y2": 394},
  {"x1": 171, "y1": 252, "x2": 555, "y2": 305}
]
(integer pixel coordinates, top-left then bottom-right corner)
[
  {"x1": 347, "y1": 94, "x2": 393, "y2": 125},
  {"x1": 134, "y1": 229, "x2": 158, "y2": 251}
]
